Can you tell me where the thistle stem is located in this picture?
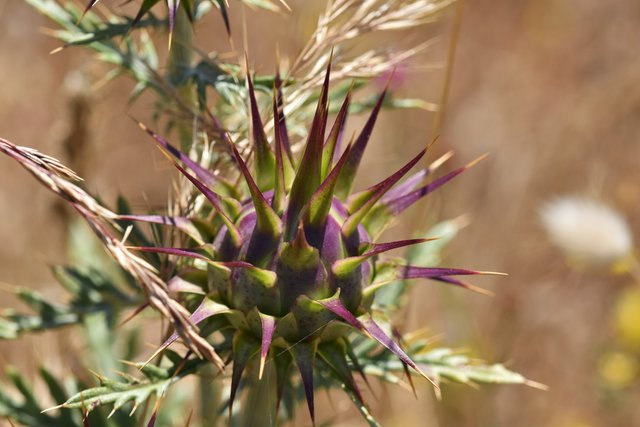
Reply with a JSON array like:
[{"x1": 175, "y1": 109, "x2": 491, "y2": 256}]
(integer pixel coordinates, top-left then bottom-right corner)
[
  {"x1": 238, "y1": 364, "x2": 278, "y2": 427},
  {"x1": 167, "y1": 7, "x2": 197, "y2": 153},
  {"x1": 199, "y1": 364, "x2": 221, "y2": 426}
]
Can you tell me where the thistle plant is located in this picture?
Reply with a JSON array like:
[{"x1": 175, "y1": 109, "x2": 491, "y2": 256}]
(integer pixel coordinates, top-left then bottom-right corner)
[{"x1": 0, "y1": 1, "x2": 537, "y2": 426}]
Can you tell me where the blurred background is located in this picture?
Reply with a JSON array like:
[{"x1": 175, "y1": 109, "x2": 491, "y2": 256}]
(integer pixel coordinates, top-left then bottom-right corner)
[{"x1": 1, "y1": 0, "x2": 640, "y2": 426}]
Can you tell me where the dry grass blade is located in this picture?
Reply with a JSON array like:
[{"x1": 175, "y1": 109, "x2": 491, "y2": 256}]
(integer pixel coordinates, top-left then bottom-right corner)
[
  {"x1": 0, "y1": 137, "x2": 224, "y2": 370},
  {"x1": 291, "y1": 0, "x2": 454, "y2": 75},
  {"x1": 0, "y1": 138, "x2": 115, "y2": 220}
]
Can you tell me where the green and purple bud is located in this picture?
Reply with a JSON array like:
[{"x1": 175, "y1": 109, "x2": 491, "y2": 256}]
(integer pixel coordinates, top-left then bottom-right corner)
[{"x1": 122, "y1": 62, "x2": 494, "y2": 425}]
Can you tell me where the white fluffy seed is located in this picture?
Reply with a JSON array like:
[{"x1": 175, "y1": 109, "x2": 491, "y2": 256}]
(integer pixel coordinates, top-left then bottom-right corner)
[{"x1": 539, "y1": 196, "x2": 633, "y2": 266}]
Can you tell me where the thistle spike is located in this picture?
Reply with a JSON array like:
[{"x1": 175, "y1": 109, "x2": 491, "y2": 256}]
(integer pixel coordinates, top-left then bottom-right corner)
[
  {"x1": 229, "y1": 333, "x2": 259, "y2": 420},
  {"x1": 315, "y1": 292, "x2": 363, "y2": 332},
  {"x1": 116, "y1": 214, "x2": 203, "y2": 244},
  {"x1": 384, "y1": 154, "x2": 487, "y2": 216},
  {"x1": 318, "y1": 296, "x2": 437, "y2": 388},
  {"x1": 80, "y1": 0, "x2": 99, "y2": 19},
  {"x1": 292, "y1": 342, "x2": 317, "y2": 426},
  {"x1": 304, "y1": 142, "x2": 353, "y2": 249},
  {"x1": 228, "y1": 142, "x2": 282, "y2": 265},
  {"x1": 245, "y1": 57, "x2": 276, "y2": 190},
  {"x1": 274, "y1": 69, "x2": 293, "y2": 161},
  {"x1": 272, "y1": 85, "x2": 295, "y2": 212},
  {"x1": 381, "y1": 151, "x2": 454, "y2": 203},
  {"x1": 167, "y1": 0, "x2": 180, "y2": 47},
  {"x1": 332, "y1": 238, "x2": 437, "y2": 276},
  {"x1": 284, "y1": 58, "x2": 331, "y2": 240},
  {"x1": 214, "y1": 0, "x2": 231, "y2": 35},
  {"x1": 364, "y1": 266, "x2": 502, "y2": 297},
  {"x1": 136, "y1": 120, "x2": 224, "y2": 187},
  {"x1": 360, "y1": 316, "x2": 438, "y2": 389},
  {"x1": 145, "y1": 298, "x2": 230, "y2": 367},
  {"x1": 165, "y1": 157, "x2": 242, "y2": 249},
  {"x1": 318, "y1": 341, "x2": 363, "y2": 403},
  {"x1": 273, "y1": 349, "x2": 293, "y2": 418},
  {"x1": 344, "y1": 339, "x2": 373, "y2": 392},
  {"x1": 430, "y1": 275, "x2": 495, "y2": 296},
  {"x1": 342, "y1": 148, "x2": 426, "y2": 237},
  {"x1": 321, "y1": 89, "x2": 351, "y2": 179},
  {"x1": 335, "y1": 89, "x2": 387, "y2": 200},
  {"x1": 392, "y1": 327, "x2": 417, "y2": 397},
  {"x1": 132, "y1": 0, "x2": 158, "y2": 28},
  {"x1": 258, "y1": 314, "x2": 276, "y2": 380}
]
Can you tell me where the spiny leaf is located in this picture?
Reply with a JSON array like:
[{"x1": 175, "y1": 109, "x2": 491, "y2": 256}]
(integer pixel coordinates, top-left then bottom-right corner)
[
  {"x1": 343, "y1": 385, "x2": 381, "y2": 427},
  {"x1": 357, "y1": 344, "x2": 544, "y2": 390},
  {"x1": 51, "y1": 375, "x2": 172, "y2": 414}
]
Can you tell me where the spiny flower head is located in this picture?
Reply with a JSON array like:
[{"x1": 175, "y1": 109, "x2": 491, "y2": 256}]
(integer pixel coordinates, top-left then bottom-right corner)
[{"x1": 122, "y1": 61, "x2": 495, "y2": 424}]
